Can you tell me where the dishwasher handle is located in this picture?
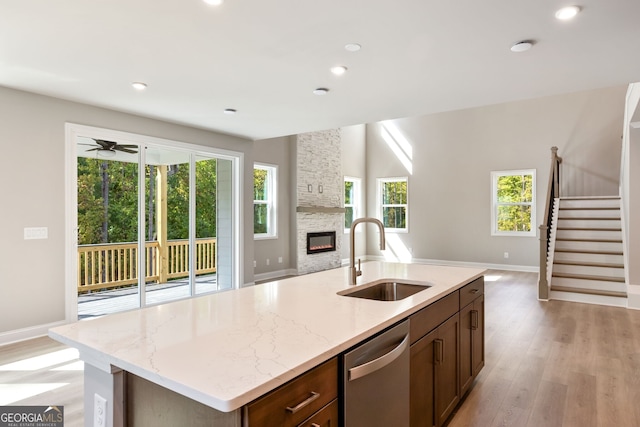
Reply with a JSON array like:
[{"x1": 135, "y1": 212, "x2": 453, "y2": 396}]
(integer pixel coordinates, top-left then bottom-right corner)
[{"x1": 348, "y1": 333, "x2": 409, "y2": 381}]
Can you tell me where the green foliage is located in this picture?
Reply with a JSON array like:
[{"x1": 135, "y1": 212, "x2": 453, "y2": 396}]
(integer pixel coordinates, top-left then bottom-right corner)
[
  {"x1": 344, "y1": 181, "x2": 354, "y2": 228},
  {"x1": 381, "y1": 180, "x2": 407, "y2": 229},
  {"x1": 77, "y1": 158, "x2": 218, "y2": 245},
  {"x1": 496, "y1": 174, "x2": 533, "y2": 232},
  {"x1": 253, "y1": 168, "x2": 269, "y2": 234}
]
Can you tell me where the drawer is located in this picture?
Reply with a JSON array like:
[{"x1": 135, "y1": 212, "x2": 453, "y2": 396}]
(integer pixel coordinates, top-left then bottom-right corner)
[
  {"x1": 297, "y1": 399, "x2": 338, "y2": 427},
  {"x1": 460, "y1": 277, "x2": 484, "y2": 308},
  {"x1": 410, "y1": 291, "x2": 459, "y2": 344},
  {"x1": 244, "y1": 358, "x2": 338, "y2": 427}
]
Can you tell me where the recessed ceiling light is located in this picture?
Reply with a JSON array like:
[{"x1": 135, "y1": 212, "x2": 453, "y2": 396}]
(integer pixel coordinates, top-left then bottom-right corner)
[
  {"x1": 344, "y1": 43, "x2": 361, "y2": 52},
  {"x1": 331, "y1": 66, "x2": 348, "y2": 76},
  {"x1": 203, "y1": 0, "x2": 223, "y2": 5},
  {"x1": 223, "y1": 108, "x2": 237, "y2": 115},
  {"x1": 313, "y1": 88, "x2": 329, "y2": 95},
  {"x1": 555, "y1": 6, "x2": 580, "y2": 20},
  {"x1": 131, "y1": 82, "x2": 147, "y2": 90},
  {"x1": 510, "y1": 41, "x2": 533, "y2": 52}
]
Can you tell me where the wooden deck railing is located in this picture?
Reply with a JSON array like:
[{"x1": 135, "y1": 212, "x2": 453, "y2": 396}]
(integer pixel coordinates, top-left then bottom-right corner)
[
  {"x1": 538, "y1": 147, "x2": 562, "y2": 300},
  {"x1": 77, "y1": 238, "x2": 216, "y2": 292}
]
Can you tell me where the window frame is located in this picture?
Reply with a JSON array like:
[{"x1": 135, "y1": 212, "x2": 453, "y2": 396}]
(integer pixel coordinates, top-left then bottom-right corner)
[
  {"x1": 344, "y1": 176, "x2": 362, "y2": 233},
  {"x1": 491, "y1": 169, "x2": 536, "y2": 237},
  {"x1": 253, "y1": 163, "x2": 278, "y2": 239},
  {"x1": 377, "y1": 177, "x2": 409, "y2": 233}
]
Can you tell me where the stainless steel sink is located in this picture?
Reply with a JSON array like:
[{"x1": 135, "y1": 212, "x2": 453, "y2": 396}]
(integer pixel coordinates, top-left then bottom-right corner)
[{"x1": 338, "y1": 280, "x2": 432, "y2": 301}]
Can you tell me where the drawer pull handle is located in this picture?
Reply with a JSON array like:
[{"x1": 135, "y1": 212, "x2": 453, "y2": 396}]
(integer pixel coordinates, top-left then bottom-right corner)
[
  {"x1": 434, "y1": 338, "x2": 444, "y2": 365},
  {"x1": 311, "y1": 424, "x2": 321, "y2": 427},
  {"x1": 286, "y1": 391, "x2": 320, "y2": 413},
  {"x1": 470, "y1": 288, "x2": 480, "y2": 294}
]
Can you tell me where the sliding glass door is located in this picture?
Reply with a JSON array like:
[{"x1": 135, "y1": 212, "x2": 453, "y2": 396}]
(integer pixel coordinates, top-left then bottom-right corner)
[{"x1": 74, "y1": 130, "x2": 238, "y2": 319}]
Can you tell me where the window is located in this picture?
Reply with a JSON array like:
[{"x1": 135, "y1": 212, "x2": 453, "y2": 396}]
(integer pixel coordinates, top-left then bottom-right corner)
[
  {"x1": 254, "y1": 163, "x2": 277, "y2": 238},
  {"x1": 378, "y1": 177, "x2": 408, "y2": 232},
  {"x1": 491, "y1": 169, "x2": 536, "y2": 236},
  {"x1": 344, "y1": 177, "x2": 361, "y2": 231}
]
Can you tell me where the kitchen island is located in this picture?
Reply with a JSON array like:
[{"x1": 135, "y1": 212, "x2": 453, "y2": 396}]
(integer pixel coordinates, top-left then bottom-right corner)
[{"x1": 49, "y1": 261, "x2": 485, "y2": 427}]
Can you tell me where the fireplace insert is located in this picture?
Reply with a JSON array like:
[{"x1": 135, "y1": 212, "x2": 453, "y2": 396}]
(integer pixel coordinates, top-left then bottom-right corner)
[{"x1": 307, "y1": 231, "x2": 336, "y2": 254}]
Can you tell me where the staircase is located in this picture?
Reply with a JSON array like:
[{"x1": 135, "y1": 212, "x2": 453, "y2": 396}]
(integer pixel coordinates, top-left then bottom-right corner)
[{"x1": 549, "y1": 196, "x2": 627, "y2": 307}]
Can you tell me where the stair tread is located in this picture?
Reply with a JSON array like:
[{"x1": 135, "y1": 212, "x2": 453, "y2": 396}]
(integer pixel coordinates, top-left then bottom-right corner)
[
  {"x1": 557, "y1": 227, "x2": 622, "y2": 231},
  {"x1": 555, "y1": 238, "x2": 623, "y2": 243},
  {"x1": 559, "y1": 207, "x2": 620, "y2": 210},
  {"x1": 552, "y1": 272, "x2": 626, "y2": 283},
  {"x1": 560, "y1": 196, "x2": 620, "y2": 200},
  {"x1": 550, "y1": 285, "x2": 627, "y2": 298},
  {"x1": 553, "y1": 260, "x2": 624, "y2": 268},
  {"x1": 554, "y1": 248, "x2": 623, "y2": 255},
  {"x1": 557, "y1": 217, "x2": 620, "y2": 220}
]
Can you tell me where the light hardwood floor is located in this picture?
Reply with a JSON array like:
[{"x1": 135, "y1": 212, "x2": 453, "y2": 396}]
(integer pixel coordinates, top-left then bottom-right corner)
[{"x1": 2, "y1": 270, "x2": 639, "y2": 427}]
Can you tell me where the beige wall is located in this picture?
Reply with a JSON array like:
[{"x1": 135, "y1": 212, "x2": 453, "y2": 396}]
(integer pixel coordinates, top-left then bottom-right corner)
[
  {"x1": 341, "y1": 125, "x2": 367, "y2": 261},
  {"x1": 365, "y1": 86, "x2": 626, "y2": 268},
  {"x1": 252, "y1": 136, "x2": 292, "y2": 277},
  {"x1": 0, "y1": 86, "x2": 253, "y2": 340}
]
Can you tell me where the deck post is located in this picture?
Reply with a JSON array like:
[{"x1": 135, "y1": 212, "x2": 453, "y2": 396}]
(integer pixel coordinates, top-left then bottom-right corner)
[{"x1": 157, "y1": 165, "x2": 169, "y2": 283}]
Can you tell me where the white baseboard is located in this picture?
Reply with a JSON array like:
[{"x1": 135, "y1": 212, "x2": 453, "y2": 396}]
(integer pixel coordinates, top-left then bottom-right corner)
[
  {"x1": 362, "y1": 256, "x2": 538, "y2": 273},
  {"x1": 253, "y1": 268, "x2": 298, "y2": 284},
  {"x1": 0, "y1": 319, "x2": 68, "y2": 347}
]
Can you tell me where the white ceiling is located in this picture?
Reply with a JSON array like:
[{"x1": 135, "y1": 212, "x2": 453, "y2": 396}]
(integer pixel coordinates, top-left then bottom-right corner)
[{"x1": 2, "y1": 0, "x2": 639, "y2": 141}]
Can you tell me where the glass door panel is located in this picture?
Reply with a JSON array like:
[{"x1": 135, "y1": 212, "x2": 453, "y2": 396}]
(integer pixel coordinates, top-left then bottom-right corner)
[
  {"x1": 145, "y1": 146, "x2": 192, "y2": 305},
  {"x1": 76, "y1": 137, "x2": 140, "y2": 318}
]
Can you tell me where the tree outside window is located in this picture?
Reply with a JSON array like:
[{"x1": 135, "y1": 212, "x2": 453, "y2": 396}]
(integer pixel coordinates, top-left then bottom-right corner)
[
  {"x1": 344, "y1": 177, "x2": 361, "y2": 231},
  {"x1": 254, "y1": 163, "x2": 277, "y2": 238},
  {"x1": 491, "y1": 169, "x2": 536, "y2": 236},
  {"x1": 378, "y1": 177, "x2": 408, "y2": 231}
]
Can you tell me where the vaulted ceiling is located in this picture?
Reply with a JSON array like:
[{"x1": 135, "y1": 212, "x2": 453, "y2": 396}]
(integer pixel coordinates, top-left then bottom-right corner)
[{"x1": 2, "y1": 0, "x2": 639, "y2": 140}]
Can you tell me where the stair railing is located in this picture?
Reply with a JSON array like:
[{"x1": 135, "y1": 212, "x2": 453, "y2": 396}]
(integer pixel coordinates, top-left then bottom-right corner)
[{"x1": 538, "y1": 146, "x2": 562, "y2": 299}]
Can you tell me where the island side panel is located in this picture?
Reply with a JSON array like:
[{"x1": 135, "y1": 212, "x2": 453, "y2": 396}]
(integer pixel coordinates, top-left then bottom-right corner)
[
  {"x1": 125, "y1": 372, "x2": 241, "y2": 427},
  {"x1": 84, "y1": 364, "x2": 124, "y2": 427}
]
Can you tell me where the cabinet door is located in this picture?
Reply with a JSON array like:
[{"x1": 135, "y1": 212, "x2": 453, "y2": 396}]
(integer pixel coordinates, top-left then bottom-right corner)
[
  {"x1": 459, "y1": 302, "x2": 474, "y2": 397},
  {"x1": 435, "y1": 313, "x2": 460, "y2": 427},
  {"x1": 472, "y1": 294, "x2": 485, "y2": 378},
  {"x1": 410, "y1": 329, "x2": 437, "y2": 427},
  {"x1": 460, "y1": 295, "x2": 485, "y2": 397}
]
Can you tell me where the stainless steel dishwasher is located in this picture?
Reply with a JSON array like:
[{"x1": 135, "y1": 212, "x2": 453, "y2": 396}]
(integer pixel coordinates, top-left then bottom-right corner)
[{"x1": 342, "y1": 319, "x2": 410, "y2": 427}]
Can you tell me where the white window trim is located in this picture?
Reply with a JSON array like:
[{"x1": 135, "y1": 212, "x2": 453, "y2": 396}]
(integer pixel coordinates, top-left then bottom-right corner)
[
  {"x1": 254, "y1": 162, "x2": 278, "y2": 240},
  {"x1": 344, "y1": 176, "x2": 362, "y2": 233},
  {"x1": 377, "y1": 177, "x2": 409, "y2": 233},
  {"x1": 491, "y1": 169, "x2": 536, "y2": 237}
]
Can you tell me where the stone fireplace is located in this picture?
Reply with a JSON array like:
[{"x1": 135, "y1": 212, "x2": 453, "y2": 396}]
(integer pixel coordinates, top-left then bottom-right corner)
[{"x1": 294, "y1": 129, "x2": 344, "y2": 275}]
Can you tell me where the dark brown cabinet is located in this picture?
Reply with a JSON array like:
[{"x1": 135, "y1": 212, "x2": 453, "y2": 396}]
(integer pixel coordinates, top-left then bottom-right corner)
[
  {"x1": 410, "y1": 276, "x2": 485, "y2": 427},
  {"x1": 243, "y1": 358, "x2": 338, "y2": 427},
  {"x1": 410, "y1": 313, "x2": 460, "y2": 427},
  {"x1": 459, "y1": 278, "x2": 485, "y2": 397}
]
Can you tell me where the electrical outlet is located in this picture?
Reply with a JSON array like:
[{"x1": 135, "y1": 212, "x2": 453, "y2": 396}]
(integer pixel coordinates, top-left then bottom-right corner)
[
  {"x1": 253, "y1": 260, "x2": 256, "y2": 268},
  {"x1": 94, "y1": 393, "x2": 107, "y2": 427},
  {"x1": 266, "y1": 258, "x2": 270, "y2": 266},
  {"x1": 504, "y1": 252, "x2": 509, "y2": 259},
  {"x1": 278, "y1": 257, "x2": 283, "y2": 264}
]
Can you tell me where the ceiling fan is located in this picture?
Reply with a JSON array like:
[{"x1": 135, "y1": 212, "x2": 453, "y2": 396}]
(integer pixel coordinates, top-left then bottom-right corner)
[{"x1": 81, "y1": 138, "x2": 138, "y2": 156}]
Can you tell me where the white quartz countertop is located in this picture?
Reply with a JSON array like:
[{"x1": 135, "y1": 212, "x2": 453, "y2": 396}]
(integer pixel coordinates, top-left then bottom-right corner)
[{"x1": 49, "y1": 262, "x2": 485, "y2": 412}]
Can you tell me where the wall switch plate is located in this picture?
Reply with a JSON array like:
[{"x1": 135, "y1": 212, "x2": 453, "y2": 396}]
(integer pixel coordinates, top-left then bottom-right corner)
[
  {"x1": 278, "y1": 257, "x2": 283, "y2": 263},
  {"x1": 94, "y1": 393, "x2": 107, "y2": 427},
  {"x1": 253, "y1": 260, "x2": 256, "y2": 268},
  {"x1": 24, "y1": 227, "x2": 48, "y2": 240},
  {"x1": 266, "y1": 258, "x2": 270, "y2": 266},
  {"x1": 504, "y1": 252, "x2": 509, "y2": 259}
]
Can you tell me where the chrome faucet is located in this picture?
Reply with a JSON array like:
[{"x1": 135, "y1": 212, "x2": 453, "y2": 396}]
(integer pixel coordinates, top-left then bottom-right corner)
[{"x1": 350, "y1": 217, "x2": 386, "y2": 285}]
